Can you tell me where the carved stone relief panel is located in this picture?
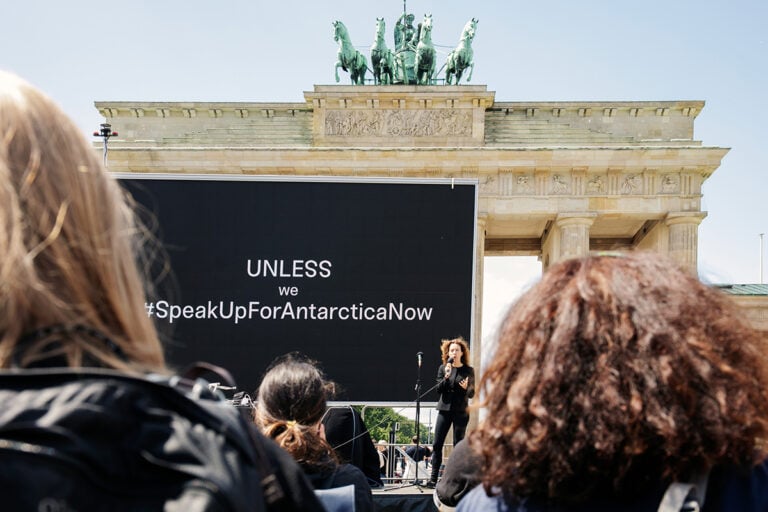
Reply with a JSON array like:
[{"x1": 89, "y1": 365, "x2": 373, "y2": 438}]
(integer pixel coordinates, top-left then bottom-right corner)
[
  {"x1": 661, "y1": 174, "x2": 680, "y2": 194},
  {"x1": 587, "y1": 174, "x2": 606, "y2": 194},
  {"x1": 515, "y1": 174, "x2": 534, "y2": 195},
  {"x1": 479, "y1": 174, "x2": 498, "y2": 195},
  {"x1": 550, "y1": 174, "x2": 570, "y2": 195},
  {"x1": 324, "y1": 109, "x2": 472, "y2": 137},
  {"x1": 620, "y1": 174, "x2": 641, "y2": 195}
]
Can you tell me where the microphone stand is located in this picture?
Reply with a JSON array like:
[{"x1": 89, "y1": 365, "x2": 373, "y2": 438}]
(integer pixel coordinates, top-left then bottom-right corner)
[
  {"x1": 413, "y1": 351, "x2": 424, "y2": 487},
  {"x1": 378, "y1": 378, "x2": 442, "y2": 492}
]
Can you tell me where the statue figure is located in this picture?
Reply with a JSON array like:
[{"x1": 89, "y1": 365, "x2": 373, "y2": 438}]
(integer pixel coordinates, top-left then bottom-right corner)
[
  {"x1": 333, "y1": 20, "x2": 368, "y2": 85},
  {"x1": 413, "y1": 14, "x2": 435, "y2": 85},
  {"x1": 371, "y1": 17, "x2": 394, "y2": 85},
  {"x1": 394, "y1": 12, "x2": 416, "y2": 52},
  {"x1": 444, "y1": 18, "x2": 478, "y2": 85}
]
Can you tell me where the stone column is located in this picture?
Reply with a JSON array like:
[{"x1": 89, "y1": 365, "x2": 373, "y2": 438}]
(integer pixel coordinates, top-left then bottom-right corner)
[
  {"x1": 473, "y1": 215, "x2": 486, "y2": 370},
  {"x1": 468, "y1": 215, "x2": 486, "y2": 434},
  {"x1": 665, "y1": 212, "x2": 707, "y2": 274},
  {"x1": 555, "y1": 213, "x2": 597, "y2": 263}
]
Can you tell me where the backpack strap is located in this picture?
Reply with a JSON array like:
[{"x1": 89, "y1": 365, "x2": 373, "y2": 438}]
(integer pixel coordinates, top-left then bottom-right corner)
[
  {"x1": 179, "y1": 361, "x2": 238, "y2": 389},
  {"x1": 243, "y1": 421, "x2": 290, "y2": 509},
  {"x1": 657, "y1": 471, "x2": 710, "y2": 512},
  {"x1": 180, "y1": 363, "x2": 291, "y2": 509}
]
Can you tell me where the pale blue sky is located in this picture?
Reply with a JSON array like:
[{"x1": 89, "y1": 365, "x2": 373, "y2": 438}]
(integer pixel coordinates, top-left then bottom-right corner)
[{"x1": 3, "y1": 0, "x2": 767, "y2": 341}]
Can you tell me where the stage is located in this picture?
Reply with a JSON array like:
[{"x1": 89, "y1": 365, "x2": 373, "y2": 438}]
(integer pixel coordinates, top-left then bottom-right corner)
[{"x1": 373, "y1": 484, "x2": 437, "y2": 512}]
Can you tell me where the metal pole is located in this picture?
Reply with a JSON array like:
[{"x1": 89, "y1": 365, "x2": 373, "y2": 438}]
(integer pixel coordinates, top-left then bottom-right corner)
[
  {"x1": 761, "y1": 233, "x2": 765, "y2": 284},
  {"x1": 93, "y1": 123, "x2": 117, "y2": 168},
  {"x1": 413, "y1": 351, "x2": 422, "y2": 485}
]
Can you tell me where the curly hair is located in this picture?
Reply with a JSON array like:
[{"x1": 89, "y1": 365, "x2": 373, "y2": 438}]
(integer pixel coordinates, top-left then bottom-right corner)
[
  {"x1": 470, "y1": 251, "x2": 768, "y2": 503},
  {"x1": 254, "y1": 353, "x2": 338, "y2": 470},
  {"x1": 440, "y1": 336, "x2": 471, "y2": 366}
]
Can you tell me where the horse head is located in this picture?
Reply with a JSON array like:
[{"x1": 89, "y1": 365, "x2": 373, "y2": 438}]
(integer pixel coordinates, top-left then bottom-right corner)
[
  {"x1": 421, "y1": 14, "x2": 433, "y2": 36},
  {"x1": 463, "y1": 18, "x2": 478, "y2": 41},
  {"x1": 333, "y1": 20, "x2": 346, "y2": 43}
]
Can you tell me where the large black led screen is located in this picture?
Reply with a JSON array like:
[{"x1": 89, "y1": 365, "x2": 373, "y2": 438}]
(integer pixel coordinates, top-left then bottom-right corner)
[{"x1": 121, "y1": 175, "x2": 476, "y2": 402}]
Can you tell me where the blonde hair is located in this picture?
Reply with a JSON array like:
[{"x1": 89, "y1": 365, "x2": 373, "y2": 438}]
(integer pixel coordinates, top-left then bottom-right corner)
[{"x1": 0, "y1": 71, "x2": 164, "y2": 371}]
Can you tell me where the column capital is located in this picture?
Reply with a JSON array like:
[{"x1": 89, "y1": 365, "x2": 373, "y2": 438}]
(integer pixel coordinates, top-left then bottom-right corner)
[
  {"x1": 665, "y1": 211, "x2": 707, "y2": 226},
  {"x1": 555, "y1": 212, "x2": 598, "y2": 228},
  {"x1": 554, "y1": 213, "x2": 596, "y2": 263},
  {"x1": 665, "y1": 212, "x2": 706, "y2": 274}
]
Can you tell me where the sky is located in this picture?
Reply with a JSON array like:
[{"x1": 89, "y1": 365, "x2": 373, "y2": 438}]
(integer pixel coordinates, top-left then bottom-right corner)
[{"x1": 3, "y1": 0, "x2": 767, "y2": 351}]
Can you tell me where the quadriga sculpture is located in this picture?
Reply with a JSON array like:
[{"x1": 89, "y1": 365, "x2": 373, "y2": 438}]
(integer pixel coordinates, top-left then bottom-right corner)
[
  {"x1": 371, "y1": 17, "x2": 394, "y2": 85},
  {"x1": 413, "y1": 14, "x2": 435, "y2": 85},
  {"x1": 333, "y1": 20, "x2": 368, "y2": 85},
  {"x1": 445, "y1": 18, "x2": 478, "y2": 85}
]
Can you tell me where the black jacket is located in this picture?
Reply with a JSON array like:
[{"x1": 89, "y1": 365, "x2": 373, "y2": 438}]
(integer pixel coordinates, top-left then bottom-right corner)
[
  {"x1": 303, "y1": 455, "x2": 375, "y2": 512},
  {"x1": 322, "y1": 405, "x2": 383, "y2": 488},
  {"x1": 436, "y1": 364, "x2": 475, "y2": 412}
]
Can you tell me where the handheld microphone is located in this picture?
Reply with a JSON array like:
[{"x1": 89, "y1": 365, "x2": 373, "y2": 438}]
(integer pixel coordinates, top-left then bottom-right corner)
[
  {"x1": 447, "y1": 357, "x2": 454, "y2": 364},
  {"x1": 417, "y1": 351, "x2": 423, "y2": 367}
]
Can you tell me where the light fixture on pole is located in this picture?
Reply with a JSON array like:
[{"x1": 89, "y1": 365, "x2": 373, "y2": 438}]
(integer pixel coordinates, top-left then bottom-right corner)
[{"x1": 93, "y1": 122, "x2": 118, "y2": 167}]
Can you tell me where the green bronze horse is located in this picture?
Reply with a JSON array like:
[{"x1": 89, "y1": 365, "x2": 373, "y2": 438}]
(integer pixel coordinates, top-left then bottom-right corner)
[
  {"x1": 333, "y1": 20, "x2": 367, "y2": 85},
  {"x1": 371, "y1": 17, "x2": 394, "y2": 85},
  {"x1": 445, "y1": 18, "x2": 478, "y2": 85},
  {"x1": 413, "y1": 14, "x2": 435, "y2": 85}
]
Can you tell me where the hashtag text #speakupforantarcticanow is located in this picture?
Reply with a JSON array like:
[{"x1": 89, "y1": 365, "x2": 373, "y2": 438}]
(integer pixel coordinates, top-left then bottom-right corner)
[{"x1": 144, "y1": 300, "x2": 434, "y2": 324}]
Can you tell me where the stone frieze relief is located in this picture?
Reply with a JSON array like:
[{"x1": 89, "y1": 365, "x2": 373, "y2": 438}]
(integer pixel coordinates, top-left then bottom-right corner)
[
  {"x1": 551, "y1": 175, "x2": 570, "y2": 194},
  {"x1": 324, "y1": 109, "x2": 472, "y2": 137},
  {"x1": 661, "y1": 174, "x2": 680, "y2": 193}
]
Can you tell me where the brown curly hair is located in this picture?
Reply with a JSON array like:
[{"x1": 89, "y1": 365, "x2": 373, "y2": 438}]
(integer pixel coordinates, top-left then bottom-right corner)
[
  {"x1": 471, "y1": 251, "x2": 768, "y2": 503},
  {"x1": 440, "y1": 336, "x2": 471, "y2": 366}
]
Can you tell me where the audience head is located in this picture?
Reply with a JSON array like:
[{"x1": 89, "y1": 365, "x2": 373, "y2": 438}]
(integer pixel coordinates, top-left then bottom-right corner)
[
  {"x1": 472, "y1": 251, "x2": 768, "y2": 503},
  {"x1": 0, "y1": 71, "x2": 164, "y2": 371},
  {"x1": 255, "y1": 352, "x2": 337, "y2": 467},
  {"x1": 440, "y1": 336, "x2": 470, "y2": 365}
]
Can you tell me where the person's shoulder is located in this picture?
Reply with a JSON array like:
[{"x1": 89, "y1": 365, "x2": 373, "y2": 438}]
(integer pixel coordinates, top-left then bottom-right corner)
[
  {"x1": 322, "y1": 406, "x2": 355, "y2": 426},
  {"x1": 256, "y1": 434, "x2": 327, "y2": 510},
  {"x1": 705, "y1": 458, "x2": 768, "y2": 511},
  {"x1": 457, "y1": 485, "x2": 510, "y2": 512},
  {"x1": 446, "y1": 439, "x2": 479, "y2": 471},
  {"x1": 334, "y1": 462, "x2": 371, "y2": 487},
  {"x1": 336, "y1": 463, "x2": 375, "y2": 512}
]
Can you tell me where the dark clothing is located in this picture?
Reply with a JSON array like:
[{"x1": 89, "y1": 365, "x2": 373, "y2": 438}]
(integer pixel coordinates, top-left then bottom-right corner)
[
  {"x1": 436, "y1": 364, "x2": 475, "y2": 412},
  {"x1": 0, "y1": 367, "x2": 325, "y2": 512},
  {"x1": 322, "y1": 405, "x2": 383, "y2": 488},
  {"x1": 260, "y1": 435, "x2": 329, "y2": 511},
  {"x1": 431, "y1": 363, "x2": 475, "y2": 483},
  {"x1": 431, "y1": 410, "x2": 470, "y2": 482},
  {"x1": 406, "y1": 444, "x2": 431, "y2": 463},
  {"x1": 378, "y1": 450, "x2": 388, "y2": 477},
  {"x1": 457, "y1": 460, "x2": 768, "y2": 512},
  {"x1": 435, "y1": 439, "x2": 481, "y2": 509},
  {"x1": 303, "y1": 456, "x2": 375, "y2": 512}
]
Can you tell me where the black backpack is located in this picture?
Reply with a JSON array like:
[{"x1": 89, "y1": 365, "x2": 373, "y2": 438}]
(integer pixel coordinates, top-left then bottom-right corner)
[{"x1": 0, "y1": 367, "x2": 284, "y2": 511}]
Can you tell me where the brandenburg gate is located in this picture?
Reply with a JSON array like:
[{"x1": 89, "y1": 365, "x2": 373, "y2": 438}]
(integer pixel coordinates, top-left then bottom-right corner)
[{"x1": 97, "y1": 83, "x2": 728, "y2": 361}]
